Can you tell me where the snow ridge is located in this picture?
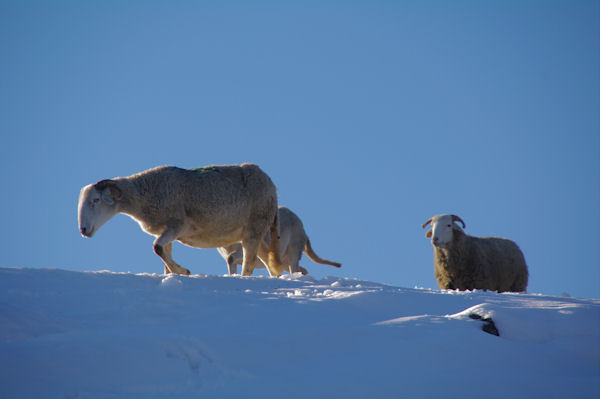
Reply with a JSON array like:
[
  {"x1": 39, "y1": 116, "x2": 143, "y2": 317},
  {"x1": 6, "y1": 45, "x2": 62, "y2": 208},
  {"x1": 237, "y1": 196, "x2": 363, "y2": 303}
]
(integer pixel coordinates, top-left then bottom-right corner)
[{"x1": 1, "y1": 267, "x2": 598, "y2": 399}]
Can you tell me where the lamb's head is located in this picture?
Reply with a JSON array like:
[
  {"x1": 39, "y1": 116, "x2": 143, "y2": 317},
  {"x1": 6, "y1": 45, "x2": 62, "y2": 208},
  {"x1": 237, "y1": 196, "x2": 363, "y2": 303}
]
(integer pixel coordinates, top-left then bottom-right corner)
[
  {"x1": 78, "y1": 179, "x2": 122, "y2": 238},
  {"x1": 422, "y1": 214, "x2": 466, "y2": 248}
]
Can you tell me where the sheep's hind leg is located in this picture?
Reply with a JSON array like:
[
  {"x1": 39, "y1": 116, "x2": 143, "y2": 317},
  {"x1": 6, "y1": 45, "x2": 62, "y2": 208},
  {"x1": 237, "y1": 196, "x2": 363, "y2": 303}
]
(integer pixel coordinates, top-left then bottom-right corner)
[
  {"x1": 287, "y1": 248, "x2": 303, "y2": 275},
  {"x1": 240, "y1": 239, "x2": 260, "y2": 276},
  {"x1": 289, "y1": 253, "x2": 308, "y2": 275},
  {"x1": 154, "y1": 226, "x2": 191, "y2": 276},
  {"x1": 257, "y1": 239, "x2": 282, "y2": 277}
]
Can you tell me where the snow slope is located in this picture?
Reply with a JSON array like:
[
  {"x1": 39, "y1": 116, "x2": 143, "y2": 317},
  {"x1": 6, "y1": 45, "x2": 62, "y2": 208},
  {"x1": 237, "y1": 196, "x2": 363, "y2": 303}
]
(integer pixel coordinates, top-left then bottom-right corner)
[{"x1": 1, "y1": 267, "x2": 598, "y2": 399}]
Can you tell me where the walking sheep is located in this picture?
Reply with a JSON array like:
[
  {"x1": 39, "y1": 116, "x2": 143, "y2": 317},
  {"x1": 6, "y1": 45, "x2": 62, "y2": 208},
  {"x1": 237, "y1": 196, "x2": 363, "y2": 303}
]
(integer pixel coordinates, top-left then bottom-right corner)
[
  {"x1": 78, "y1": 164, "x2": 282, "y2": 276},
  {"x1": 422, "y1": 214, "x2": 528, "y2": 292},
  {"x1": 217, "y1": 206, "x2": 341, "y2": 275}
]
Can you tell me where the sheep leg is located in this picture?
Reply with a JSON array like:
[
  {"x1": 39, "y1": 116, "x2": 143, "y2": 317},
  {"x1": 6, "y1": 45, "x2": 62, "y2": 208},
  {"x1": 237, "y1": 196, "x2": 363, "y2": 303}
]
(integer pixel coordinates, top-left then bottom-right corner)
[
  {"x1": 257, "y1": 240, "x2": 282, "y2": 277},
  {"x1": 162, "y1": 242, "x2": 183, "y2": 274},
  {"x1": 290, "y1": 247, "x2": 308, "y2": 275},
  {"x1": 289, "y1": 259, "x2": 308, "y2": 276},
  {"x1": 240, "y1": 239, "x2": 260, "y2": 276},
  {"x1": 153, "y1": 226, "x2": 191, "y2": 276},
  {"x1": 226, "y1": 254, "x2": 238, "y2": 275},
  {"x1": 161, "y1": 242, "x2": 172, "y2": 274}
]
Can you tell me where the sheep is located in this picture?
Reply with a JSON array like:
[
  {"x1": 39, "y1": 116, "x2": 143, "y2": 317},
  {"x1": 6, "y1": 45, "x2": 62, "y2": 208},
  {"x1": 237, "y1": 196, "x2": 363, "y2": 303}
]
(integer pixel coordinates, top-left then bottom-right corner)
[
  {"x1": 217, "y1": 206, "x2": 341, "y2": 275},
  {"x1": 422, "y1": 214, "x2": 528, "y2": 292},
  {"x1": 78, "y1": 164, "x2": 282, "y2": 277}
]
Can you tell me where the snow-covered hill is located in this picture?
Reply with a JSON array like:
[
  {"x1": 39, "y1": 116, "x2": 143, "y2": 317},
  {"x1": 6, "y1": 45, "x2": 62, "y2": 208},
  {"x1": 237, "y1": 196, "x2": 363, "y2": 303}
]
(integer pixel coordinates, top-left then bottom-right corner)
[{"x1": 1, "y1": 267, "x2": 598, "y2": 399}]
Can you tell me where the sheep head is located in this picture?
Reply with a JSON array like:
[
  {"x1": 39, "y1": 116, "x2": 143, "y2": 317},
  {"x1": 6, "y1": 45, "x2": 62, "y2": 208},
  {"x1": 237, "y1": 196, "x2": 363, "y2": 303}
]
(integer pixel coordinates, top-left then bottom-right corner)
[
  {"x1": 78, "y1": 179, "x2": 122, "y2": 238},
  {"x1": 422, "y1": 214, "x2": 466, "y2": 248}
]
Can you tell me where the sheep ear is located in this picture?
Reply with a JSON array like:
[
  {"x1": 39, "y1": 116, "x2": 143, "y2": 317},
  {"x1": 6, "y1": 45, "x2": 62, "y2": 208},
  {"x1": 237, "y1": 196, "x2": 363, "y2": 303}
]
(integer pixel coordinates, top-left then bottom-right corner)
[
  {"x1": 95, "y1": 180, "x2": 122, "y2": 203},
  {"x1": 101, "y1": 188, "x2": 116, "y2": 205},
  {"x1": 452, "y1": 223, "x2": 464, "y2": 233},
  {"x1": 100, "y1": 186, "x2": 122, "y2": 205},
  {"x1": 425, "y1": 229, "x2": 432, "y2": 238}
]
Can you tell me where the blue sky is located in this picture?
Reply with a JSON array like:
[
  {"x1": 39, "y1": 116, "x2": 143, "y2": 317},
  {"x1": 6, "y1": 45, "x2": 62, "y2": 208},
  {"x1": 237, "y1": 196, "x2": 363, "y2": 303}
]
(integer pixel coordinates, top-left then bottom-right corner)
[{"x1": 1, "y1": 1, "x2": 598, "y2": 298}]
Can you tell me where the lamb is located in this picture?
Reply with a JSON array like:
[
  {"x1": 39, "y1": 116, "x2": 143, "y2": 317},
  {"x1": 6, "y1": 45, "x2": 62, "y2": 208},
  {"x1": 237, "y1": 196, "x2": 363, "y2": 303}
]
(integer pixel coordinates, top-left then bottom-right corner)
[
  {"x1": 422, "y1": 214, "x2": 528, "y2": 292},
  {"x1": 217, "y1": 206, "x2": 341, "y2": 275},
  {"x1": 78, "y1": 164, "x2": 282, "y2": 276}
]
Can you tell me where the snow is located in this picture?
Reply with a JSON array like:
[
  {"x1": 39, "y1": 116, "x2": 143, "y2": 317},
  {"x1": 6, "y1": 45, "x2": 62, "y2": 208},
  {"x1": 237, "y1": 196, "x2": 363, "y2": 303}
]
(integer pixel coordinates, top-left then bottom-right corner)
[{"x1": 1, "y1": 267, "x2": 598, "y2": 399}]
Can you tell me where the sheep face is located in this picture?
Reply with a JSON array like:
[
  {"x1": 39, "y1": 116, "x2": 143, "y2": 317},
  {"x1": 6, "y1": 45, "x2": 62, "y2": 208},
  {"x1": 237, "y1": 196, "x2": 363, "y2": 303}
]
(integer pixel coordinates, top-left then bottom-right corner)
[
  {"x1": 78, "y1": 182, "x2": 120, "y2": 238},
  {"x1": 424, "y1": 214, "x2": 464, "y2": 249}
]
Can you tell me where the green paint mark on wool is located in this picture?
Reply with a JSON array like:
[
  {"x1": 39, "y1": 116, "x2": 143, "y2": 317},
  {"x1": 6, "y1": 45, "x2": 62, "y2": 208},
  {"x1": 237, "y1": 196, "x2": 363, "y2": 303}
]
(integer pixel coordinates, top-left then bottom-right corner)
[{"x1": 189, "y1": 166, "x2": 218, "y2": 173}]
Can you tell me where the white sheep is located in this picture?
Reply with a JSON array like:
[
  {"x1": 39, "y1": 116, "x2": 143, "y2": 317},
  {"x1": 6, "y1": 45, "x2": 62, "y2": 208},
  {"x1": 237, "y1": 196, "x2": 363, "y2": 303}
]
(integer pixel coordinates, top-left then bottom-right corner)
[
  {"x1": 217, "y1": 206, "x2": 341, "y2": 275},
  {"x1": 78, "y1": 164, "x2": 282, "y2": 276},
  {"x1": 422, "y1": 214, "x2": 528, "y2": 292}
]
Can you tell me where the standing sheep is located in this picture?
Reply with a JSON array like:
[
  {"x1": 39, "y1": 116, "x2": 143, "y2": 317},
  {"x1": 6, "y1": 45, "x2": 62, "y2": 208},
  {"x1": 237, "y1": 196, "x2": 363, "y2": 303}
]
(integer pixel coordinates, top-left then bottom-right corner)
[
  {"x1": 78, "y1": 164, "x2": 282, "y2": 276},
  {"x1": 422, "y1": 214, "x2": 528, "y2": 292},
  {"x1": 217, "y1": 206, "x2": 341, "y2": 275}
]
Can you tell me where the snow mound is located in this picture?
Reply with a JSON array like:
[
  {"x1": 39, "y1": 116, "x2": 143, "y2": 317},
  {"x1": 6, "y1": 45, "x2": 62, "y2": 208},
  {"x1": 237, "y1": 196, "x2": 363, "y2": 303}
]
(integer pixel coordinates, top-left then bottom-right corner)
[{"x1": 1, "y1": 267, "x2": 598, "y2": 399}]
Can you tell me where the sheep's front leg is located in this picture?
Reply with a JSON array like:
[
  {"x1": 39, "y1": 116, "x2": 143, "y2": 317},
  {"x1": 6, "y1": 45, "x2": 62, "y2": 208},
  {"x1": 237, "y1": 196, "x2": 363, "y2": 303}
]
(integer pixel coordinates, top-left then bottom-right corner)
[
  {"x1": 154, "y1": 225, "x2": 191, "y2": 276},
  {"x1": 161, "y1": 243, "x2": 178, "y2": 274}
]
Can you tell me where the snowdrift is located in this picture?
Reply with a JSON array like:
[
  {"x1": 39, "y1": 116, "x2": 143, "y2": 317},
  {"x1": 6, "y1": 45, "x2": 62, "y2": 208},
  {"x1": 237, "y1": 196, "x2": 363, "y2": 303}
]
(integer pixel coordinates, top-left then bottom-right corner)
[{"x1": 1, "y1": 267, "x2": 598, "y2": 399}]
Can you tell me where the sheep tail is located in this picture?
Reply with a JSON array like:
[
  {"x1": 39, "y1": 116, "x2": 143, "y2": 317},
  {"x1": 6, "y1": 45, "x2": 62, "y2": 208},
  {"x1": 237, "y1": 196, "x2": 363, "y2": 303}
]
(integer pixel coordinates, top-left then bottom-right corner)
[{"x1": 304, "y1": 239, "x2": 341, "y2": 268}]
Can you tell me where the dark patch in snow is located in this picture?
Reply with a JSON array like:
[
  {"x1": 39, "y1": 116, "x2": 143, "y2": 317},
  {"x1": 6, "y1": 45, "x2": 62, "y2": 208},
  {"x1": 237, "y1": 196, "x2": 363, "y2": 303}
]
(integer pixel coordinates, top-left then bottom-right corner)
[{"x1": 469, "y1": 313, "x2": 500, "y2": 336}]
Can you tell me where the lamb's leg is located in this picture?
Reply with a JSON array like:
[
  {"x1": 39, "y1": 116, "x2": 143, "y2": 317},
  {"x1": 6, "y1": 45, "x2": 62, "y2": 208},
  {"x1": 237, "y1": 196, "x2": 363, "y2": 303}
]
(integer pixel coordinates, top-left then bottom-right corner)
[
  {"x1": 227, "y1": 255, "x2": 238, "y2": 275},
  {"x1": 227, "y1": 246, "x2": 244, "y2": 275},
  {"x1": 154, "y1": 225, "x2": 191, "y2": 276},
  {"x1": 288, "y1": 249, "x2": 303, "y2": 275},
  {"x1": 288, "y1": 256, "x2": 308, "y2": 275}
]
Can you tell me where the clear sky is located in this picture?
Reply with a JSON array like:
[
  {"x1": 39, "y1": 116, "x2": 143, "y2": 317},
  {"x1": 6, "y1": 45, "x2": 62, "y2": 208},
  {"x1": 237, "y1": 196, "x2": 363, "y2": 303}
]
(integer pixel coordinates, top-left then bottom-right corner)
[{"x1": 1, "y1": 1, "x2": 598, "y2": 298}]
